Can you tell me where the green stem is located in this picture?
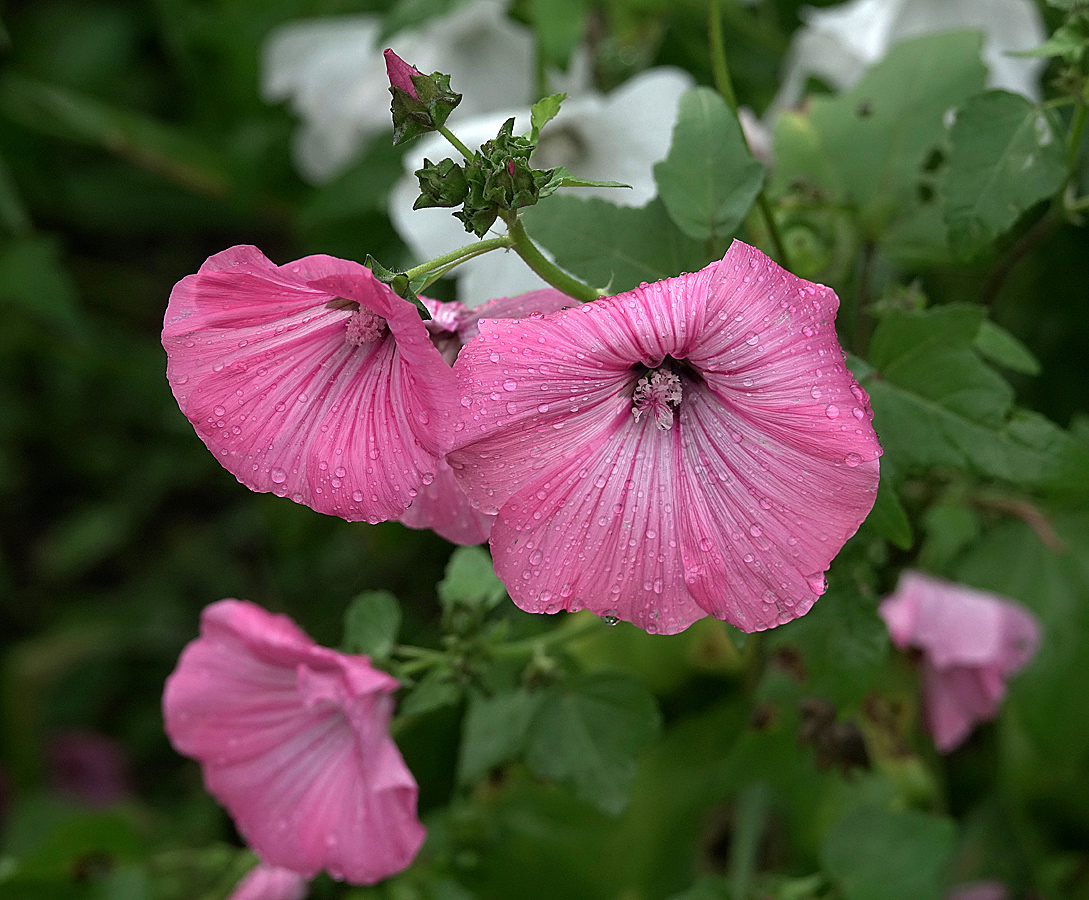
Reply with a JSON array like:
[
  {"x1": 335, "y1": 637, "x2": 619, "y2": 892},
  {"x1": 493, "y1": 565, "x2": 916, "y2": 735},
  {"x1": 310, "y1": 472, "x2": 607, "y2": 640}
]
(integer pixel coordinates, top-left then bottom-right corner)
[
  {"x1": 503, "y1": 213, "x2": 602, "y2": 302},
  {"x1": 493, "y1": 614, "x2": 604, "y2": 659},
  {"x1": 437, "y1": 124, "x2": 474, "y2": 161},
  {"x1": 708, "y1": 0, "x2": 791, "y2": 272},
  {"x1": 404, "y1": 236, "x2": 511, "y2": 282},
  {"x1": 1068, "y1": 97, "x2": 1088, "y2": 175}
]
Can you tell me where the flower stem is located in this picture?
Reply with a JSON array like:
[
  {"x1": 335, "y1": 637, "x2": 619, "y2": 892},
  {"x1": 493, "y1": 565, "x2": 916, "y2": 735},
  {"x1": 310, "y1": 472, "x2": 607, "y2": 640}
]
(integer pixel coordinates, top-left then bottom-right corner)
[
  {"x1": 1067, "y1": 93, "x2": 1088, "y2": 175},
  {"x1": 437, "y1": 124, "x2": 475, "y2": 161},
  {"x1": 503, "y1": 213, "x2": 603, "y2": 302},
  {"x1": 492, "y1": 613, "x2": 604, "y2": 659},
  {"x1": 708, "y1": 0, "x2": 792, "y2": 272},
  {"x1": 404, "y1": 236, "x2": 511, "y2": 282}
]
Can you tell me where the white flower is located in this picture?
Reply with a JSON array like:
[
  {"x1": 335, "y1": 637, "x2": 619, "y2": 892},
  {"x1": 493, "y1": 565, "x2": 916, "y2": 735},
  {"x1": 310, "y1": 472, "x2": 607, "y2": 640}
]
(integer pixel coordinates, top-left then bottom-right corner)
[
  {"x1": 390, "y1": 67, "x2": 695, "y2": 307},
  {"x1": 772, "y1": 0, "x2": 1047, "y2": 112},
  {"x1": 262, "y1": 0, "x2": 587, "y2": 183}
]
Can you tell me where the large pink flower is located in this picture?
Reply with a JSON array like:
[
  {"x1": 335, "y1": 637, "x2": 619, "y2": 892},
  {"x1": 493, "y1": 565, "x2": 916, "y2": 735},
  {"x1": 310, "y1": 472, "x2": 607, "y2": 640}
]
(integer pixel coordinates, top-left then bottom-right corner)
[
  {"x1": 879, "y1": 571, "x2": 1039, "y2": 753},
  {"x1": 398, "y1": 289, "x2": 573, "y2": 545},
  {"x1": 163, "y1": 600, "x2": 425, "y2": 884},
  {"x1": 448, "y1": 240, "x2": 882, "y2": 634},
  {"x1": 163, "y1": 246, "x2": 458, "y2": 524}
]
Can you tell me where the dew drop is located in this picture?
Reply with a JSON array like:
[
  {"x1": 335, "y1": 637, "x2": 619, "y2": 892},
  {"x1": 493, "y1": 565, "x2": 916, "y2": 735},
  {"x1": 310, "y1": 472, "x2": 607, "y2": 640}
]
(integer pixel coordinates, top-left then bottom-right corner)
[
  {"x1": 844, "y1": 452, "x2": 862, "y2": 468},
  {"x1": 825, "y1": 404, "x2": 840, "y2": 419},
  {"x1": 698, "y1": 537, "x2": 714, "y2": 552},
  {"x1": 601, "y1": 609, "x2": 620, "y2": 626},
  {"x1": 270, "y1": 468, "x2": 287, "y2": 484},
  {"x1": 503, "y1": 379, "x2": 518, "y2": 392}
]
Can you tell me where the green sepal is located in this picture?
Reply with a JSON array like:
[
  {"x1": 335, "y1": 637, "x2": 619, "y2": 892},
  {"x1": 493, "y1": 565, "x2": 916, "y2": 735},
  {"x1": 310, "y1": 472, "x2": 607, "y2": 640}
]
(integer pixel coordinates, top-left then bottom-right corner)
[
  {"x1": 364, "y1": 254, "x2": 432, "y2": 320},
  {"x1": 537, "y1": 166, "x2": 631, "y2": 199},
  {"x1": 389, "y1": 70, "x2": 462, "y2": 146},
  {"x1": 413, "y1": 157, "x2": 470, "y2": 209}
]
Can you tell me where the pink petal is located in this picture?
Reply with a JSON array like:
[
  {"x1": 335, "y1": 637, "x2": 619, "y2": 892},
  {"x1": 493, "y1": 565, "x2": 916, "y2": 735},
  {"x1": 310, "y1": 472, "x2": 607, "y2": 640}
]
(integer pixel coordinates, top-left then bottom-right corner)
[
  {"x1": 163, "y1": 247, "x2": 458, "y2": 524},
  {"x1": 457, "y1": 288, "x2": 572, "y2": 345},
  {"x1": 878, "y1": 571, "x2": 1040, "y2": 673},
  {"x1": 163, "y1": 600, "x2": 425, "y2": 885},
  {"x1": 228, "y1": 864, "x2": 309, "y2": 900},
  {"x1": 397, "y1": 457, "x2": 494, "y2": 545},
  {"x1": 383, "y1": 48, "x2": 421, "y2": 99},
  {"x1": 947, "y1": 882, "x2": 1008, "y2": 900},
  {"x1": 450, "y1": 242, "x2": 881, "y2": 633},
  {"x1": 922, "y1": 661, "x2": 1008, "y2": 753}
]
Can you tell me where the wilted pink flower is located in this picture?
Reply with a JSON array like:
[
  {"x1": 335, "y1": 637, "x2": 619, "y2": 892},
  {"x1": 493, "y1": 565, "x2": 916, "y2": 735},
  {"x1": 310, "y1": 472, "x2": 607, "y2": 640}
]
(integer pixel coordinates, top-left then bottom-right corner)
[
  {"x1": 448, "y1": 240, "x2": 882, "y2": 634},
  {"x1": 163, "y1": 246, "x2": 458, "y2": 525},
  {"x1": 383, "y1": 48, "x2": 421, "y2": 100},
  {"x1": 48, "y1": 731, "x2": 131, "y2": 808},
  {"x1": 947, "y1": 882, "x2": 1008, "y2": 900},
  {"x1": 879, "y1": 571, "x2": 1040, "y2": 753},
  {"x1": 398, "y1": 289, "x2": 572, "y2": 545},
  {"x1": 163, "y1": 600, "x2": 425, "y2": 884},
  {"x1": 229, "y1": 864, "x2": 309, "y2": 900}
]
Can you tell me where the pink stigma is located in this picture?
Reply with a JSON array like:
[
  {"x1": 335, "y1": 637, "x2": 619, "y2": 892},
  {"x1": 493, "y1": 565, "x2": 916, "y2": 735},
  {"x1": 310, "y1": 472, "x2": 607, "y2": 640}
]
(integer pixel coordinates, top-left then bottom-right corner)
[
  {"x1": 345, "y1": 307, "x2": 388, "y2": 346},
  {"x1": 632, "y1": 369, "x2": 683, "y2": 430}
]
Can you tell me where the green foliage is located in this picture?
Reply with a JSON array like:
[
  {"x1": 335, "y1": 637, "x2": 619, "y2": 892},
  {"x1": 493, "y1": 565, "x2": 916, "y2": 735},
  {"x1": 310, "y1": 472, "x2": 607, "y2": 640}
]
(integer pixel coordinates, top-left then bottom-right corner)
[
  {"x1": 860, "y1": 305, "x2": 1089, "y2": 494},
  {"x1": 821, "y1": 806, "x2": 957, "y2": 900},
  {"x1": 524, "y1": 672, "x2": 661, "y2": 815},
  {"x1": 457, "y1": 688, "x2": 544, "y2": 784},
  {"x1": 773, "y1": 32, "x2": 986, "y2": 254},
  {"x1": 943, "y1": 91, "x2": 1067, "y2": 258},
  {"x1": 438, "y1": 546, "x2": 507, "y2": 614},
  {"x1": 653, "y1": 87, "x2": 764, "y2": 242},
  {"x1": 343, "y1": 590, "x2": 402, "y2": 661},
  {"x1": 522, "y1": 196, "x2": 708, "y2": 292}
]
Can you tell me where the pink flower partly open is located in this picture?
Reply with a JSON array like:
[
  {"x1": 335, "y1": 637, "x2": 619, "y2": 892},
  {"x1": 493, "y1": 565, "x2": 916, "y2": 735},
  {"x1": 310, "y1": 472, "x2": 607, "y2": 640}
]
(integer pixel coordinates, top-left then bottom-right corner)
[
  {"x1": 163, "y1": 600, "x2": 425, "y2": 884},
  {"x1": 163, "y1": 246, "x2": 458, "y2": 525},
  {"x1": 879, "y1": 571, "x2": 1039, "y2": 753},
  {"x1": 448, "y1": 240, "x2": 882, "y2": 634}
]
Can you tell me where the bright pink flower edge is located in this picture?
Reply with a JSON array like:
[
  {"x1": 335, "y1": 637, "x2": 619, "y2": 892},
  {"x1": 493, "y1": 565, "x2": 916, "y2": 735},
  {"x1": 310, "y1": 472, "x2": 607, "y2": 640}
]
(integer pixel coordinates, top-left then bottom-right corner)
[
  {"x1": 163, "y1": 600, "x2": 425, "y2": 884},
  {"x1": 163, "y1": 246, "x2": 459, "y2": 525},
  {"x1": 879, "y1": 571, "x2": 1039, "y2": 752},
  {"x1": 449, "y1": 240, "x2": 882, "y2": 634}
]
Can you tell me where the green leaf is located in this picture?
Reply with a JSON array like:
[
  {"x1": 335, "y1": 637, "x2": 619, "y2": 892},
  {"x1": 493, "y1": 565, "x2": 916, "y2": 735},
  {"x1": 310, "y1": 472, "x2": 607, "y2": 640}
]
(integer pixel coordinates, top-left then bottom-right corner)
[
  {"x1": 343, "y1": 590, "x2": 402, "y2": 660},
  {"x1": 400, "y1": 667, "x2": 461, "y2": 717},
  {"x1": 0, "y1": 236, "x2": 82, "y2": 332},
  {"x1": 522, "y1": 196, "x2": 708, "y2": 294},
  {"x1": 530, "y1": 0, "x2": 587, "y2": 70},
  {"x1": 974, "y1": 319, "x2": 1042, "y2": 375},
  {"x1": 773, "y1": 32, "x2": 987, "y2": 242},
  {"x1": 768, "y1": 583, "x2": 889, "y2": 707},
  {"x1": 537, "y1": 165, "x2": 631, "y2": 198},
  {"x1": 821, "y1": 806, "x2": 956, "y2": 900},
  {"x1": 943, "y1": 91, "x2": 1067, "y2": 258},
  {"x1": 861, "y1": 305, "x2": 1089, "y2": 494},
  {"x1": 438, "y1": 546, "x2": 506, "y2": 613},
  {"x1": 865, "y1": 475, "x2": 914, "y2": 549},
  {"x1": 530, "y1": 92, "x2": 566, "y2": 142},
  {"x1": 653, "y1": 87, "x2": 764, "y2": 241},
  {"x1": 524, "y1": 672, "x2": 661, "y2": 815},
  {"x1": 457, "y1": 689, "x2": 544, "y2": 784}
]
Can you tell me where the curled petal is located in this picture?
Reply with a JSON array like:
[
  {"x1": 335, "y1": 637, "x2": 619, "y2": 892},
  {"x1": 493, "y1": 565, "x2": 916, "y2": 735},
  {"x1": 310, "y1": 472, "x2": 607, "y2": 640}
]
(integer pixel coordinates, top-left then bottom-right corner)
[
  {"x1": 163, "y1": 601, "x2": 425, "y2": 884},
  {"x1": 163, "y1": 246, "x2": 458, "y2": 524}
]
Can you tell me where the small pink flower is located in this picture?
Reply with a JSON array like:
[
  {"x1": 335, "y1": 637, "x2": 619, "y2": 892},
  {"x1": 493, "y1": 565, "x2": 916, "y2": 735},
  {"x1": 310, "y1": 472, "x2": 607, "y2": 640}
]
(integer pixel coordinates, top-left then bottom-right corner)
[
  {"x1": 879, "y1": 571, "x2": 1040, "y2": 753},
  {"x1": 163, "y1": 246, "x2": 458, "y2": 525},
  {"x1": 48, "y1": 731, "x2": 131, "y2": 809},
  {"x1": 163, "y1": 600, "x2": 425, "y2": 884},
  {"x1": 448, "y1": 241, "x2": 882, "y2": 634},
  {"x1": 398, "y1": 289, "x2": 572, "y2": 545},
  {"x1": 384, "y1": 49, "x2": 421, "y2": 100},
  {"x1": 947, "y1": 882, "x2": 1008, "y2": 900},
  {"x1": 228, "y1": 864, "x2": 309, "y2": 900}
]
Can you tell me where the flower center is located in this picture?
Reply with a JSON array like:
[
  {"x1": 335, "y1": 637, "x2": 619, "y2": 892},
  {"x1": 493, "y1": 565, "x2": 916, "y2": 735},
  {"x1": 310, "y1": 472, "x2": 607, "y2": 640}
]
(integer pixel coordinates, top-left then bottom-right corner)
[
  {"x1": 345, "y1": 307, "x2": 388, "y2": 346},
  {"x1": 632, "y1": 369, "x2": 683, "y2": 430}
]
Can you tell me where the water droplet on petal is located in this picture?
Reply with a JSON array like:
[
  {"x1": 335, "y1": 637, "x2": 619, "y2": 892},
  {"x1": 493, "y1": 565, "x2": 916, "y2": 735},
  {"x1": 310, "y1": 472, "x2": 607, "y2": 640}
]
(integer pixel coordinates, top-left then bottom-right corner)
[
  {"x1": 503, "y1": 379, "x2": 518, "y2": 392},
  {"x1": 825, "y1": 404, "x2": 840, "y2": 419},
  {"x1": 601, "y1": 609, "x2": 620, "y2": 626},
  {"x1": 270, "y1": 468, "x2": 287, "y2": 484},
  {"x1": 844, "y1": 452, "x2": 862, "y2": 468}
]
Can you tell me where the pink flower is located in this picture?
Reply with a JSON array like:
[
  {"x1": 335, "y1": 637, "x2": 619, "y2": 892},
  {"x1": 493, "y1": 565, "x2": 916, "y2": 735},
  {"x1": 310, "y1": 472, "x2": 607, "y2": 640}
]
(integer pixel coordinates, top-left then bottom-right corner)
[
  {"x1": 399, "y1": 289, "x2": 573, "y2": 545},
  {"x1": 947, "y1": 882, "x2": 1008, "y2": 900},
  {"x1": 879, "y1": 571, "x2": 1040, "y2": 753},
  {"x1": 163, "y1": 600, "x2": 425, "y2": 884},
  {"x1": 163, "y1": 246, "x2": 458, "y2": 525},
  {"x1": 48, "y1": 731, "x2": 131, "y2": 809},
  {"x1": 228, "y1": 864, "x2": 309, "y2": 900},
  {"x1": 383, "y1": 49, "x2": 421, "y2": 100},
  {"x1": 448, "y1": 240, "x2": 882, "y2": 634}
]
